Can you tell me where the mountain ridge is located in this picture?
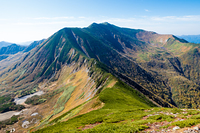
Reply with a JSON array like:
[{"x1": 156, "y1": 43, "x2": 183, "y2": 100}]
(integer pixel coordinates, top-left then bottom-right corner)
[
  {"x1": 0, "y1": 41, "x2": 13, "y2": 48},
  {"x1": 0, "y1": 23, "x2": 189, "y2": 107},
  {"x1": 1, "y1": 22, "x2": 200, "y2": 132},
  {"x1": 0, "y1": 44, "x2": 26, "y2": 55}
]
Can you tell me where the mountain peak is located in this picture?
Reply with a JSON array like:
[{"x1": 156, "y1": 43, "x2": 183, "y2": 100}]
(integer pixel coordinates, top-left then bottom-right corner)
[
  {"x1": 101, "y1": 22, "x2": 111, "y2": 25},
  {"x1": 88, "y1": 22, "x2": 98, "y2": 27},
  {"x1": 88, "y1": 22, "x2": 113, "y2": 28}
]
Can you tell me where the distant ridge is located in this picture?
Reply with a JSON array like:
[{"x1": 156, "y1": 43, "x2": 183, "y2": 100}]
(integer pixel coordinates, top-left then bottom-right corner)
[
  {"x1": 0, "y1": 41, "x2": 13, "y2": 48},
  {"x1": 0, "y1": 44, "x2": 26, "y2": 55},
  {"x1": 177, "y1": 35, "x2": 200, "y2": 44},
  {"x1": 24, "y1": 39, "x2": 45, "y2": 52},
  {"x1": 0, "y1": 39, "x2": 45, "y2": 61}
]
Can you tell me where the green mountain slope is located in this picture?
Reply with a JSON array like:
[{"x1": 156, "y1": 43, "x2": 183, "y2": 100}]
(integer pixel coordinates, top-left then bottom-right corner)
[
  {"x1": 35, "y1": 80, "x2": 155, "y2": 133},
  {"x1": 1, "y1": 22, "x2": 200, "y2": 132},
  {"x1": 0, "y1": 23, "x2": 196, "y2": 108}
]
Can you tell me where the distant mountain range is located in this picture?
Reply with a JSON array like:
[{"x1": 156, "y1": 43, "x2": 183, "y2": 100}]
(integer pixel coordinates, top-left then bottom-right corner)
[
  {"x1": 0, "y1": 39, "x2": 45, "y2": 61},
  {"x1": 0, "y1": 44, "x2": 26, "y2": 55},
  {"x1": 0, "y1": 41, "x2": 13, "y2": 48},
  {"x1": 177, "y1": 35, "x2": 200, "y2": 44}
]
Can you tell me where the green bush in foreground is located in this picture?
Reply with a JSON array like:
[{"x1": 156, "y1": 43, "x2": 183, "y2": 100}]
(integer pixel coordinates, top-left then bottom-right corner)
[{"x1": 171, "y1": 119, "x2": 200, "y2": 128}]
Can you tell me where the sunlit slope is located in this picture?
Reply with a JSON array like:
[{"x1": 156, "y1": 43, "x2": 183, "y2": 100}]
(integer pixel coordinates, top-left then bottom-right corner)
[
  {"x1": 0, "y1": 24, "x2": 174, "y2": 108},
  {"x1": 1, "y1": 22, "x2": 200, "y2": 132},
  {"x1": 10, "y1": 56, "x2": 155, "y2": 132},
  {"x1": 1, "y1": 22, "x2": 200, "y2": 111},
  {"x1": 34, "y1": 77, "x2": 156, "y2": 133},
  {"x1": 23, "y1": 59, "x2": 116, "y2": 131}
]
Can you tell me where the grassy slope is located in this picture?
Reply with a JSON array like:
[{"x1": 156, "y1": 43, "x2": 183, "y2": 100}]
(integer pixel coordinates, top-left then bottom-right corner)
[
  {"x1": 30, "y1": 32, "x2": 200, "y2": 132},
  {"x1": 34, "y1": 78, "x2": 156, "y2": 133},
  {"x1": 2, "y1": 23, "x2": 200, "y2": 132},
  {"x1": 33, "y1": 78, "x2": 200, "y2": 133}
]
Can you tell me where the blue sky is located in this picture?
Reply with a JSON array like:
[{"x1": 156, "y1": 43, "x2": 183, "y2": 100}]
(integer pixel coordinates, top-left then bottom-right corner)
[{"x1": 0, "y1": 0, "x2": 200, "y2": 43}]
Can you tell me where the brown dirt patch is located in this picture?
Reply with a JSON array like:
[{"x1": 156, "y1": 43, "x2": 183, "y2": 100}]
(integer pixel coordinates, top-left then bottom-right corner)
[
  {"x1": 78, "y1": 122, "x2": 101, "y2": 130},
  {"x1": 180, "y1": 46, "x2": 191, "y2": 52}
]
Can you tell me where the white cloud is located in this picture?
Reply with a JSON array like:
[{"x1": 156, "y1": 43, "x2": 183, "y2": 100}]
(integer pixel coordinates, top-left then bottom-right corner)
[
  {"x1": 145, "y1": 9, "x2": 149, "y2": 12},
  {"x1": 151, "y1": 15, "x2": 200, "y2": 22},
  {"x1": 30, "y1": 16, "x2": 75, "y2": 20},
  {"x1": 93, "y1": 16, "x2": 200, "y2": 35},
  {"x1": 1, "y1": 15, "x2": 200, "y2": 42},
  {"x1": 13, "y1": 20, "x2": 87, "y2": 26},
  {"x1": 100, "y1": 18, "x2": 136, "y2": 23}
]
